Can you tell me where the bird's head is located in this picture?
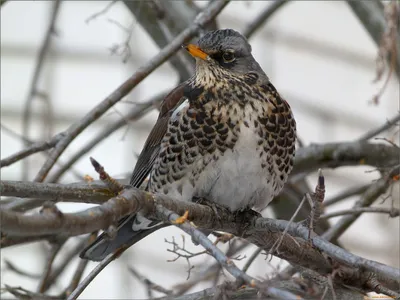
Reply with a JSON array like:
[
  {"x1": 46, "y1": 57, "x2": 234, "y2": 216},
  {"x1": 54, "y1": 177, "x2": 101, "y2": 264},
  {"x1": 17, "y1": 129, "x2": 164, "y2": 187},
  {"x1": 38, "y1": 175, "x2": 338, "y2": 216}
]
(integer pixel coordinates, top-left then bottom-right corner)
[{"x1": 184, "y1": 29, "x2": 267, "y2": 86}]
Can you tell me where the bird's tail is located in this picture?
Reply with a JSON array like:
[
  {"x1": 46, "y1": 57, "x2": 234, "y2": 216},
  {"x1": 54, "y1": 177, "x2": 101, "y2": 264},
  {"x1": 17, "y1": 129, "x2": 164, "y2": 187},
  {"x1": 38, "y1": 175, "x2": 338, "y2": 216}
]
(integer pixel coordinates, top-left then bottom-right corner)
[{"x1": 79, "y1": 214, "x2": 168, "y2": 261}]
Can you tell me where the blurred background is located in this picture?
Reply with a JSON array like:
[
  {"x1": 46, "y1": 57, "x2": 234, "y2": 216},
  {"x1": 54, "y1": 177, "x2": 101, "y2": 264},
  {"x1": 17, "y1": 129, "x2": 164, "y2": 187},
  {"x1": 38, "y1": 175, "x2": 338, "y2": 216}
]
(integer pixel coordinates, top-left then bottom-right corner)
[{"x1": 1, "y1": 1, "x2": 399, "y2": 299}]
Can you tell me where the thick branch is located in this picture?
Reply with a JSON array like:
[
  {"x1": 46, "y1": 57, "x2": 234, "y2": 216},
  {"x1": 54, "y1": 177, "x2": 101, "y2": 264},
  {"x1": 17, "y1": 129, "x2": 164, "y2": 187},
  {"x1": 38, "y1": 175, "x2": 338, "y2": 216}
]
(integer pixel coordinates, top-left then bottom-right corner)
[
  {"x1": 2, "y1": 185, "x2": 399, "y2": 291},
  {"x1": 0, "y1": 180, "x2": 114, "y2": 210},
  {"x1": 292, "y1": 141, "x2": 400, "y2": 175}
]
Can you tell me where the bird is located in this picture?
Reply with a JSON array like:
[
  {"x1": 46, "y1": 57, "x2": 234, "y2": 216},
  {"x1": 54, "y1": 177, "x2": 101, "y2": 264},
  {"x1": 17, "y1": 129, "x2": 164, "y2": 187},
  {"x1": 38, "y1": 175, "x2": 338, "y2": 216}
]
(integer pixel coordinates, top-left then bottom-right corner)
[{"x1": 80, "y1": 29, "x2": 296, "y2": 261}]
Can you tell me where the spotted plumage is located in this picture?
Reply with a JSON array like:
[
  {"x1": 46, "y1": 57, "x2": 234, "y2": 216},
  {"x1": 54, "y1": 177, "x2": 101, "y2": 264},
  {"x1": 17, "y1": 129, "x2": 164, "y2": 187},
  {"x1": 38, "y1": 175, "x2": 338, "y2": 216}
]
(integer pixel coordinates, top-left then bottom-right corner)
[{"x1": 80, "y1": 29, "x2": 296, "y2": 261}]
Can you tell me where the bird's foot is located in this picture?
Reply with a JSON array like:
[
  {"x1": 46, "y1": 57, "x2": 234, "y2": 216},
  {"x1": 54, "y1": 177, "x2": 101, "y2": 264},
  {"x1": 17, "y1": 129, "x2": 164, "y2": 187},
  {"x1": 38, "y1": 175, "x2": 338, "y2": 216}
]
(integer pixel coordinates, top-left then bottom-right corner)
[
  {"x1": 234, "y1": 208, "x2": 261, "y2": 237},
  {"x1": 193, "y1": 197, "x2": 227, "y2": 228},
  {"x1": 172, "y1": 210, "x2": 189, "y2": 224},
  {"x1": 235, "y1": 207, "x2": 261, "y2": 221},
  {"x1": 213, "y1": 232, "x2": 234, "y2": 244}
]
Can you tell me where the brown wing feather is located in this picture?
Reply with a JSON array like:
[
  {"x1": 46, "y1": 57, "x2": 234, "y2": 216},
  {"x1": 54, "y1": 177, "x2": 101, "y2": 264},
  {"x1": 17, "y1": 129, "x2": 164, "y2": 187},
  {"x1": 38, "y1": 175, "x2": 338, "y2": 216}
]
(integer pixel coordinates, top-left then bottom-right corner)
[{"x1": 130, "y1": 81, "x2": 187, "y2": 187}]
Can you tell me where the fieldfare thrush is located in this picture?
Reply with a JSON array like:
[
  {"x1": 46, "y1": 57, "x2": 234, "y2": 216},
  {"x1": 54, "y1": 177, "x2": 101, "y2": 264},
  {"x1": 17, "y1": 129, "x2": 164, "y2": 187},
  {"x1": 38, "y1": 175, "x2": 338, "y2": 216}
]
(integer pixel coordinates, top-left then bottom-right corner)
[{"x1": 80, "y1": 29, "x2": 296, "y2": 261}]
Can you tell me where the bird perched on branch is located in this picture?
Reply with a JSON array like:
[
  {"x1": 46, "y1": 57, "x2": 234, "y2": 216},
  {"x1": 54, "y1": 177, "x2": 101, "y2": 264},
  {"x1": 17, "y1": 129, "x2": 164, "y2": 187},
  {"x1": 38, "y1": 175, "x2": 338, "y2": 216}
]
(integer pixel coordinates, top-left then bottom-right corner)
[{"x1": 80, "y1": 29, "x2": 296, "y2": 261}]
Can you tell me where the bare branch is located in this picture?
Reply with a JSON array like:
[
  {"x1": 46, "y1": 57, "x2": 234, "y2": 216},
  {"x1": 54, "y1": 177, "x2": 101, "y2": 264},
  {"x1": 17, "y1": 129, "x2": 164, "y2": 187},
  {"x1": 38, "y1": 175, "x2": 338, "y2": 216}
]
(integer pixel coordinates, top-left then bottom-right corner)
[
  {"x1": 66, "y1": 252, "x2": 118, "y2": 300},
  {"x1": 0, "y1": 132, "x2": 66, "y2": 168},
  {"x1": 292, "y1": 141, "x2": 400, "y2": 176},
  {"x1": 243, "y1": 0, "x2": 289, "y2": 38},
  {"x1": 156, "y1": 205, "x2": 303, "y2": 299},
  {"x1": 358, "y1": 113, "x2": 400, "y2": 141},
  {"x1": 323, "y1": 171, "x2": 397, "y2": 241},
  {"x1": 347, "y1": 0, "x2": 400, "y2": 79},
  {"x1": 324, "y1": 184, "x2": 369, "y2": 207},
  {"x1": 321, "y1": 206, "x2": 400, "y2": 219},
  {"x1": 61, "y1": 233, "x2": 97, "y2": 298},
  {"x1": 0, "y1": 180, "x2": 115, "y2": 211},
  {"x1": 47, "y1": 91, "x2": 167, "y2": 183},
  {"x1": 1, "y1": 285, "x2": 60, "y2": 300},
  {"x1": 123, "y1": 1, "x2": 194, "y2": 81},
  {"x1": 37, "y1": 238, "x2": 68, "y2": 293},
  {"x1": 85, "y1": 0, "x2": 117, "y2": 24},
  {"x1": 128, "y1": 266, "x2": 173, "y2": 297},
  {"x1": 2, "y1": 260, "x2": 41, "y2": 279},
  {"x1": 21, "y1": 0, "x2": 61, "y2": 180}
]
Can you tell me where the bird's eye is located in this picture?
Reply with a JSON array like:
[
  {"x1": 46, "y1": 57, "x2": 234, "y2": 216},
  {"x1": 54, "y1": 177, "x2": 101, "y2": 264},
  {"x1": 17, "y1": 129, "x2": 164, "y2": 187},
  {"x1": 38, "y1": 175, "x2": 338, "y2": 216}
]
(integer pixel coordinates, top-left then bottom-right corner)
[{"x1": 222, "y1": 50, "x2": 235, "y2": 63}]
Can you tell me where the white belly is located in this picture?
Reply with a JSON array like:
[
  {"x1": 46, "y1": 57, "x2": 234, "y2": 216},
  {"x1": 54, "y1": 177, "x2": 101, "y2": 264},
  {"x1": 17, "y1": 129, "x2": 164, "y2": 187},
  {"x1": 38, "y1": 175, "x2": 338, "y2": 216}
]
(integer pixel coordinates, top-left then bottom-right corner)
[{"x1": 165, "y1": 125, "x2": 276, "y2": 212}]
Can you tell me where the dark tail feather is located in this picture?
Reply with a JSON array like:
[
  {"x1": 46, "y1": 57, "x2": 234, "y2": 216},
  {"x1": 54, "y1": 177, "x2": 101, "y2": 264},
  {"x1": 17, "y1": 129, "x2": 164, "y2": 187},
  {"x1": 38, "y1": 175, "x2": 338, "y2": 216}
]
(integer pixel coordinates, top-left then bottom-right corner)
[{"x1": 79, "y1": 215, "x2": 169, "y2": 261}]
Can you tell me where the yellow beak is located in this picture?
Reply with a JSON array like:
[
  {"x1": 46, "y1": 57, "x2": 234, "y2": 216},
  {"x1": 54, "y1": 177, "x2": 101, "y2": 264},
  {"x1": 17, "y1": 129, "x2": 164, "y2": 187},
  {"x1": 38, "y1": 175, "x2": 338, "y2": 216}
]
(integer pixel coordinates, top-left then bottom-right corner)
[{"x1": 184, "y1": 44, "x2": 208, "y2": 60}]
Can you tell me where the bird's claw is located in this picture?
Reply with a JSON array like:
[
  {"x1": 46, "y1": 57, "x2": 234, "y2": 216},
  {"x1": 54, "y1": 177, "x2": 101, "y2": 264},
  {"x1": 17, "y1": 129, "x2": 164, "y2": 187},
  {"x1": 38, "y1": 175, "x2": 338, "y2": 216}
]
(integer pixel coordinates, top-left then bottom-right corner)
[{"x1": 172, "y1": 210, "x2": 189, "y2": 224}]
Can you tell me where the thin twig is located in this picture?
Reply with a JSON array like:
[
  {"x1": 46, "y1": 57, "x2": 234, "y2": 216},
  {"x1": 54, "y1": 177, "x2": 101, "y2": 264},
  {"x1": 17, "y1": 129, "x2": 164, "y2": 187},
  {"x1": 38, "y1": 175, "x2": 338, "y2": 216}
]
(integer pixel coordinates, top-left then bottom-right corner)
[
  {"x1": 21, "y1": 0, "x2": 61, "y2": 180},
  {"x1": 0, "y1": 132, "x2": 66, "y2": 168},
  {"x1": 268, "y1": 194, "x2": 307, "y2": 257},
  {"x1": 128, "y1": 266, "x2": 173, "y2": 297},
  {"x1": 37, "y1": 238, "x2": 68, "y2": 293},
  {"x1": 156, "y1": 205, "x2": 303, "y2": 299},
  {"x1": 321, "y1": 206, "x2": 399, "y2": 219},
  {"x1": 41, "y1": 238, "x2": 88, "y2": 293},
  {"x1": 62, "y1": 232, "x2": 98, "y2": 298},
  {"x1": 242, "y1": 247, "x2": 262, "y2": 273},
  {"x1": 85, "y1": 0, "x2": 117, "y2": 24},
  {"x1": 323, "y1": 171, "x2": 397, "y2": 241},
  {"x1": 66, "y1": 252, "x2": 119, "y2": 300},
  {"x1": 324, "y1": 184, "x2": 370, "y2": 207},
  {"x1": 2, "y1": 260, "x2": 41, "y2": 279},
  {"x1": 358, "y1": 113, "x2": 400, "y2": 141},
  {"x1": 1, "y1": 285, "x2": 60, "y2": 300},
  {"x1": 243, "y1": 0, "x2": 289, "y2": 38},
  {"x1": 46, "y1": 91, "x2": 166, "y2": 183}
]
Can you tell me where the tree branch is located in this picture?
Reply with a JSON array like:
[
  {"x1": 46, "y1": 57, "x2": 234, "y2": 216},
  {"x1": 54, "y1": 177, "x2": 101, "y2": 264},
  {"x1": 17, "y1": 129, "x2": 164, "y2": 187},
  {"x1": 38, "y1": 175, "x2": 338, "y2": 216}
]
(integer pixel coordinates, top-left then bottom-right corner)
[
  {"x1": 2, "y1": 179, "x2": 399, "y2": 292},
  {"x1": 292, "y1": 141, "x2": 400, "y2": 176},
  {"x1": 323, "y1": 171, "x2": 397, "y2": 241},
  {"x1": 21, "y1": 0, "x2": 61, "y2": 180},
  {"x1": 347, "y1": 0, "x2": 400, "y2": 79},
  {"x1": 0, "y1": 180, "x2": 115, "y2": 211},
  {"x1": 321, "y1": 206, "x2": 399, "y2": 219},
  {"x1": 123, "y1": 1, "x2": 194, "y2": 81},
  {"x1": 243, "y1": 0, "x2": 289, "y2": 39},
  {"x1": 358, "y1": 113, "x2": 400, "y2": 141},
  {"x1": 46, "y1": 91, "x2": 167, "y2": 183}
]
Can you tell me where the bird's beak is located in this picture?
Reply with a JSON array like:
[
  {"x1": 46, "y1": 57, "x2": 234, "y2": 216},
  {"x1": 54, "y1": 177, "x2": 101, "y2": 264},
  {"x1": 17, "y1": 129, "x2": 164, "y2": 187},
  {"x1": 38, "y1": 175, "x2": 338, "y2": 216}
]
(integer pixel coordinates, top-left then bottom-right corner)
[{"x1": 184, "y1": 44, "x2": 208, "y2": 60}]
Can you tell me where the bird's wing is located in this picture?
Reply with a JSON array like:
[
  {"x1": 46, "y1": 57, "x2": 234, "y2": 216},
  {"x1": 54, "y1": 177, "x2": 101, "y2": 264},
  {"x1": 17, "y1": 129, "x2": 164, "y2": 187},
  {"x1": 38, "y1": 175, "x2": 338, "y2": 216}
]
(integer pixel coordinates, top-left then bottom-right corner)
[
  {"x1": 79, "y1": 82, "x2": 189, "y2": 261},
  {"x1": 130, "y1": 81, "x2": 187, "y2": 187}
]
